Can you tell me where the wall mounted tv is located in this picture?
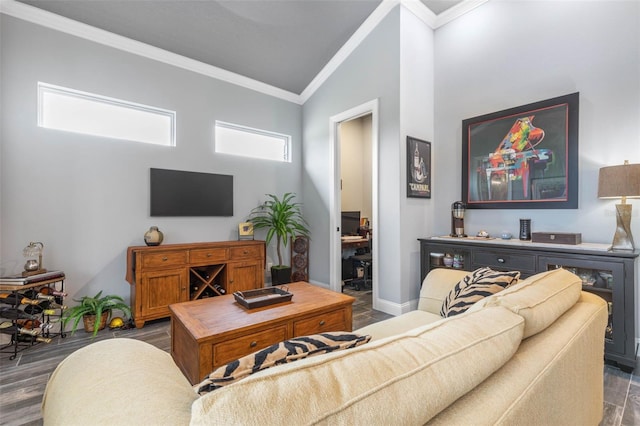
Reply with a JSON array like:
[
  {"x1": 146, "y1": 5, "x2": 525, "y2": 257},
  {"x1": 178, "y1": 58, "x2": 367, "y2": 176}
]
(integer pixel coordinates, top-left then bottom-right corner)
[{"x1": 150, "y1": 168, "x2": 233, "y2": 217}]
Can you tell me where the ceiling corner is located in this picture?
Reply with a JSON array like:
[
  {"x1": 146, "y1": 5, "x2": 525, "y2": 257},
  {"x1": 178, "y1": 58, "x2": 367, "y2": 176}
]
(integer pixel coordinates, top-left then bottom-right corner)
[
  {"x1": 401, "y1": 0, "x2": 437, "y2": 28},
  {"x1": 434, "y1": 0, "x2": 490, "y2": 28}
]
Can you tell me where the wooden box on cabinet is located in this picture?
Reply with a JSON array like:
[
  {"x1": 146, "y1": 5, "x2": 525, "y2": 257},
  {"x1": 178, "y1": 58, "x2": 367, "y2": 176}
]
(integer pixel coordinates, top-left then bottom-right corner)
[
  {"x1": 126, "y1": 241, "x2": 265, "y2": 328},
  {"x1": 419, "y1": 237, "x2": 639, "y2": 372},
  {"x1": 531, "y1": 232, "x2": 582, "y2": 245}
]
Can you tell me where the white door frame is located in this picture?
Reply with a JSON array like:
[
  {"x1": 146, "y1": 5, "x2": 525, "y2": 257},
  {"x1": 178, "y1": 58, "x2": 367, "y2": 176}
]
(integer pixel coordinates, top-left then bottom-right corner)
[{"x1": 329, "y1": 99, "x2": 379, "y2": 308}]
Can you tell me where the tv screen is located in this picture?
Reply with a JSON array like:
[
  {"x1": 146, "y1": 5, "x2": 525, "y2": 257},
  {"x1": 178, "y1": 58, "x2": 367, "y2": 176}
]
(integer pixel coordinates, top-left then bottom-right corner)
[
  {"x1": 150, "y1": 168, "x2": 233, "y2": 216},
  {"x1": 341, "y1": 211, "x2": 361, "y2": 236}
]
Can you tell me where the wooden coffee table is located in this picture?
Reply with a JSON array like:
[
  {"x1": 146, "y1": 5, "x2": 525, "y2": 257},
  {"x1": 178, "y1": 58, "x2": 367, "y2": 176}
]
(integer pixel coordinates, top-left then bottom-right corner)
[{"x1": 169, "y1": 281, "x2": 355, "y2": 385}]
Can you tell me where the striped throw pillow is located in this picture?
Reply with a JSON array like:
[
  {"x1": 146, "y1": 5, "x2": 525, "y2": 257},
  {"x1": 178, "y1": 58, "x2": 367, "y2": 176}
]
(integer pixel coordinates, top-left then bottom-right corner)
[
  {"x1": 440, "y1": 267, "x2": 520, "y2": 318},
  {"x1": 195, "y1": 331, "x2": 371, "y2": 395}
]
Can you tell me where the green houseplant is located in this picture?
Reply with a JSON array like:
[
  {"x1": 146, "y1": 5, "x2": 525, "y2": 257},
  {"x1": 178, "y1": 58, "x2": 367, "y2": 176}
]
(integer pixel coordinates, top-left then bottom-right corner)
[
  {"x1": 249, "y1": 192, "x2": 310, "y2": 285},
  {"x1": 62, "y1": 291, "x2": 131, "y2": 337}
]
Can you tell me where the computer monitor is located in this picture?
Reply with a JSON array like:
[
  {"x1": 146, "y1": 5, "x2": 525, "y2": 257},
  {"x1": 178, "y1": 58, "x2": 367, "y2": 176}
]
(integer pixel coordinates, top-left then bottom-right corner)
[{"x1": 341, "y1": 211, "x2": 361, "y2": 236}]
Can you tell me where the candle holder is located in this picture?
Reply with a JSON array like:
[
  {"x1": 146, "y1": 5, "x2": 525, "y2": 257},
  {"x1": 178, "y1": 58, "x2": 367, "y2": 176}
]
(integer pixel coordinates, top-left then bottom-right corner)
[{"x1": 22, "y1": 241, "x2": 47, "y2": 277}]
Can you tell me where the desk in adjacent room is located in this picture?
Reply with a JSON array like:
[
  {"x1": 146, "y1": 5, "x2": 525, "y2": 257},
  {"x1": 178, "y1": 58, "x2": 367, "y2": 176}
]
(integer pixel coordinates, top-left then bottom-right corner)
[
  {"x1": 341, "y1": 237, "x2": 369, "y2": 250},
  {"x1": 341, "y1": 237, "x2": 371, "y2": 288}
]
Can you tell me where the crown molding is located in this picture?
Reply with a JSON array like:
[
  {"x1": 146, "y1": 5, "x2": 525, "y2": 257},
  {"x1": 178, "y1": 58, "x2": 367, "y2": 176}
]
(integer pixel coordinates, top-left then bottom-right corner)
[
  {"x1": 0, "y1": 0, "x2": 303, "y2": 104},
  {"x1": 1, "y1": 0, "x2": 489, "y2": 106},
  {"x1": 434, "y1": 0, "x2": 489, "y2": 28},
  {"x1": 399, "y1": 0, "x2": 490, "y2": 29},
  {"x1": 300, "y1": 0, "x2": 489, "y2": 101},
  {"x1": 400, "y1": 0, "x2": 436, "y2": 28},
  {"x1": 299, "y1": 0, "x2": 400, "y2": 103}
]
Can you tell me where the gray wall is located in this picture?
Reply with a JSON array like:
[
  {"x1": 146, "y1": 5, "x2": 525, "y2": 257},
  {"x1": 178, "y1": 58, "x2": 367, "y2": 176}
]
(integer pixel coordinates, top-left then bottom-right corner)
[
  {"x1": 302, "y1": 7, "x2": 401, "y2": 305},
  {"x1": 0, "y1": 15, "x2": 302, "y2": 302},
  {"x1": 303, "y1": 5, "x2": 436, "y2": 313},
  {"x1": 399, "y1": 7, "x2": 435, "y2": 304},
  {"x1": 434, "y1": 0, "x2": 639, "y2": 241},
  {"x1": 434, "y1": 1, "x2": 640, "y2": 337}
]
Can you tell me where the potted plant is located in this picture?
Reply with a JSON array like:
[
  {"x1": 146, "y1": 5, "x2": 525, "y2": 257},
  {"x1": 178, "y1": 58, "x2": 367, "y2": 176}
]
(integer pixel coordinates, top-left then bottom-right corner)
[
  {"x1": 249, "y1": 192, "x2": 310, "y2": 285},
  {"x1": 62, "y1": 291, "x2": 131, "y2": 337}
]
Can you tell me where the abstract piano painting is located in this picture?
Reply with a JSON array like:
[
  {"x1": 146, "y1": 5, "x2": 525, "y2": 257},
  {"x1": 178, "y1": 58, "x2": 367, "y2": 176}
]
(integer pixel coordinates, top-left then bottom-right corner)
[{"x1": 462, "y1": 93, "x2": 579, "y2": 209}]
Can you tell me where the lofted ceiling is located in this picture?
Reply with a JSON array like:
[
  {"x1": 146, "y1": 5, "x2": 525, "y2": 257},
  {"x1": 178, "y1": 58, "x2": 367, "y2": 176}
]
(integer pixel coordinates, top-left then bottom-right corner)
[{"x1": 11, "y1": 0, "x2": 468, "y2": 97}]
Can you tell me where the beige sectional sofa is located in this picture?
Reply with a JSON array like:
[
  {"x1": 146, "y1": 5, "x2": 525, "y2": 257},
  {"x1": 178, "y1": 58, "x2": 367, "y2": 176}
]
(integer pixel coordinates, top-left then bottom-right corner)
[{"x1": 42, "y1": 268, "x2": 607, "y2": 425}]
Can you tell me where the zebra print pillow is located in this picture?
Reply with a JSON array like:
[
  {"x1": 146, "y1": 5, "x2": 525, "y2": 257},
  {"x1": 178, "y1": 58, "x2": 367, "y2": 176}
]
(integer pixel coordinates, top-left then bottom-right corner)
[
  {"x1": 195, "y1": 331, "x2": 371, "y2": 395},
  {"x1": 440, "y1": 267, "x2": 520, "y2": 318}
]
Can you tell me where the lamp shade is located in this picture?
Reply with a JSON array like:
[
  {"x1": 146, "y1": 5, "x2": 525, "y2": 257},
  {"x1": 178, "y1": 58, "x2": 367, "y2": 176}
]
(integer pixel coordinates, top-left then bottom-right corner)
[{"x1": 597, "y1": 163, "x2": 640, "y2": 199}]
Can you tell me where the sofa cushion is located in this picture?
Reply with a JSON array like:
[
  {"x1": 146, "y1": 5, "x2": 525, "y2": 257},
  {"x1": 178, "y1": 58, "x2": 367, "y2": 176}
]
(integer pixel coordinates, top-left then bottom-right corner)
[
  {"x1": 428, "y1": 291, "x2": 607, "y2": 426},
  {"x1": 440, "y1": 267, "x2": 520, "y2": 317},
  {"x1": 468, "y1": 268, "x2": 581, "y2": 338},
  {"x1": 195, "y1": 331, "x2": 371, "y2": 395},
  {"x1": 355, "y1": 309, "x2": 442, "y2": 341},
  {"x1": 191, "y1": 306, "x2": 525, "y2": 425}
]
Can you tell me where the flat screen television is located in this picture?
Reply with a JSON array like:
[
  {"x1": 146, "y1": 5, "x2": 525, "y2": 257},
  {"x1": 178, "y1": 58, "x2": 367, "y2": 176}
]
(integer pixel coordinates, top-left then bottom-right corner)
[
  {"x1": 150, "y1": 168, "x2": 233, "y2": 216},
  {"x1": 341, "y1": 211, "x2": 361, "y2": 236}
]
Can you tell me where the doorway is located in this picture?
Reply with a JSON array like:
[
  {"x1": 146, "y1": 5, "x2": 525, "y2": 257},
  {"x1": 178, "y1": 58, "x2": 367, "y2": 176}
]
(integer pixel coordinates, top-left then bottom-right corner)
[
  {"x1": 340, "y1": 114, "x2": 372, "y2": 295},
  {"x1": 329, "y1": 100, "x2": 379, "y2": 310}
]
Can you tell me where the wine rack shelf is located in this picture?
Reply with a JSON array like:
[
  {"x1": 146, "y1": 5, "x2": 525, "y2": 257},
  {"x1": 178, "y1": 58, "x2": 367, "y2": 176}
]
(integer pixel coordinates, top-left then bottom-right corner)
[
  {"x1": 0, "y1": 274, "x2": 66, "y2": 360},
  {"x1": 190, "y1": 264, "x2": 226, "y2": 299}
]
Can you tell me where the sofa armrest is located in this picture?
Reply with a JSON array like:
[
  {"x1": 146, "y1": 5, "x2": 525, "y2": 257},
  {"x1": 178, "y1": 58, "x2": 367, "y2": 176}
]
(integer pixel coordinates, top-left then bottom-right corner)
[
  {"x1": 42, "y1": 338, "x2": 197, "y2": 426},
  {"x1": 417, "y1": 268, "x2": 469, "y2": 315}
]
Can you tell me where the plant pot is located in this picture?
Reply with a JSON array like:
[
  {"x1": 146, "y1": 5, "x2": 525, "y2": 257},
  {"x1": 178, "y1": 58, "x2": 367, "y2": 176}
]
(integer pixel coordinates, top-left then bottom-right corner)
[
  {"x1": 82, "y1": 311, "x2": 109, "y2": 333},
  {"x1": 271, "y1": 266, "x2": 292, "y2": 285}
]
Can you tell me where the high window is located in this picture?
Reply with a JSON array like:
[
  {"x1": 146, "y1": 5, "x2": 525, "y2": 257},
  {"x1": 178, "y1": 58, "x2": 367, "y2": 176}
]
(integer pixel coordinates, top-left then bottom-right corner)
[
  {"x1": 38, "y1": 82, "x2": 176, "y2": 146},
  {"x1": 214, "y1": 121, "x2": 290, "y2": 162}
]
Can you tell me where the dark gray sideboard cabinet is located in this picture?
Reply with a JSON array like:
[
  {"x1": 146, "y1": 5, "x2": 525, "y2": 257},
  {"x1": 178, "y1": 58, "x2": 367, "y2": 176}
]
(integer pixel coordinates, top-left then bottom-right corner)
[{"x1": 419, "y1": 237, "x2": 639, "y2": 372}]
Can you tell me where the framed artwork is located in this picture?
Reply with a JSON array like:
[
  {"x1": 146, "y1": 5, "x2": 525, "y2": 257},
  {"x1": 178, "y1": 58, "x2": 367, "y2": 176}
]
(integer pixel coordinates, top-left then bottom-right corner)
[
  {"x1": 238, "y1": 222, "x2": 254, "y2": 240},
  {"x1": 462, "y1": 92, "x2": 579, "y2": 209},
  {"x1": 407, "y1": 136, "x2": 431, "y2": 198}
]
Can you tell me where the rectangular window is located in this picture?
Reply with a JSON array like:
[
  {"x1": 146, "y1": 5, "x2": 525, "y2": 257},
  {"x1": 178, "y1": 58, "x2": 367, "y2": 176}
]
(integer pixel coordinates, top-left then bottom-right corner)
[
  {"x1": 38, "y1": 82, "x2": 176, "y2": 146},
  {"x1": 215, "y1": 121, "x2": 290, "y2": 162}
]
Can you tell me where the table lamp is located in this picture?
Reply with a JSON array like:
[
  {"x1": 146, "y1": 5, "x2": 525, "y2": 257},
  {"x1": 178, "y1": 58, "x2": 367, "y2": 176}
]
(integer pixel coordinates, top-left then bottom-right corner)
[{"x1": 598, "y1": 161, "x2": 640, "y2": 251}]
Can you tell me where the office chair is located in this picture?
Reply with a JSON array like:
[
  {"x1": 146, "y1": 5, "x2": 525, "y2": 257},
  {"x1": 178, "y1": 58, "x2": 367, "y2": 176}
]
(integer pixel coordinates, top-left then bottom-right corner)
[
  {"x1": 349, "y1": 238, "x2": 372, "y2": 291},
  {"x1": 350, "y1": 253, "x2": 372, "y2": 291}
]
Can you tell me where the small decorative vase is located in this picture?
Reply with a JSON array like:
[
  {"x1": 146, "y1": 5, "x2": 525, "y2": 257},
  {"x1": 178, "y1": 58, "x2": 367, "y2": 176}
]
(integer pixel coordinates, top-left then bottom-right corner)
[
  {"x1": 443, "y1": 254, "x2": 454, "y2": 268},
  {"x1": 453, "y1": 254, "x2": 464, "y2": 269},
  {"x1": 144, "y1": 226, "x2": 164, "y2": 246}
]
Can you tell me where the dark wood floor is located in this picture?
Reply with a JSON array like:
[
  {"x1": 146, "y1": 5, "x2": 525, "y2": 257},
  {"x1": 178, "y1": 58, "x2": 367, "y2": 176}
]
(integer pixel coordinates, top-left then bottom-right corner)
[{"x1": 0, "y1": 288, "x2": 637, "y2": 426}]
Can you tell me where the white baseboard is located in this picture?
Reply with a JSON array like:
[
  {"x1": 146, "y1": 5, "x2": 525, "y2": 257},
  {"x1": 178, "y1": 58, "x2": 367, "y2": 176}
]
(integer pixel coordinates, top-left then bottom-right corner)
[
  {"x1": 373, "y1": 296, "x2": 417, "y2": 317},
  {"x1": 307, "y1": 279, "x2": 419, "y2": 318}
]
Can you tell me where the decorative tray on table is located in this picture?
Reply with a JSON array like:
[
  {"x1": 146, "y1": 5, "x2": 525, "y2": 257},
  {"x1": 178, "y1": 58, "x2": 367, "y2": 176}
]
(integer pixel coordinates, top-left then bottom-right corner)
[{"x1": 233, "y1": 286, "x2": 293, "y2": 309}]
